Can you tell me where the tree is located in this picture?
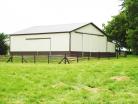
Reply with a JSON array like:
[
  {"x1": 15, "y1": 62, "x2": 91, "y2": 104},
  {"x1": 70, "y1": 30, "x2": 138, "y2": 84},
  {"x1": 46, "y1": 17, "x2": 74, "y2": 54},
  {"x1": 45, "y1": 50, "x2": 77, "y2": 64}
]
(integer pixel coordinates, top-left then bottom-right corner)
[
  {"x1": 0, "y1": 33, "x2": 9, "y2": 55},
  {"x1": 103, "y1": 11, "x2": 128, "y2": 52},
  {"x1": 123, "y1": 0, "x2": 138, "y2": 54}
]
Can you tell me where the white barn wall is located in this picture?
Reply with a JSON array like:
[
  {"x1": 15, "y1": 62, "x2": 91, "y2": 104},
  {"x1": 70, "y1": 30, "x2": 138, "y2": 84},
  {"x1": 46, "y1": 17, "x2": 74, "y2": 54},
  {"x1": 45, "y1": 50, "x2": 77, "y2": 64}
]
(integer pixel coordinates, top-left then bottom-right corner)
[
  {"x1": 76, "y1": 24, "x2": 104, "y2": 35},
  {"x1": 70, "y1": 32, "x2": 83, "y2": 52},
  {"x1": 107, "y1": 42, "x2": 115, "y2": 52},
  {"x1": 71, "y1": 32, "x2": 107, "y2": 52},
  {"x1": 71, "y1": 24, "x2": 108, "y2": 52},
  {"x1": 10, "y1": 33, "x2": 69, "y2": 52},
  {"x1": 89, "y1": 35, "x2": 107, "y2": 52},
  {"x1": 83, "y1": 34, "x2": 91, "y2": 52}
]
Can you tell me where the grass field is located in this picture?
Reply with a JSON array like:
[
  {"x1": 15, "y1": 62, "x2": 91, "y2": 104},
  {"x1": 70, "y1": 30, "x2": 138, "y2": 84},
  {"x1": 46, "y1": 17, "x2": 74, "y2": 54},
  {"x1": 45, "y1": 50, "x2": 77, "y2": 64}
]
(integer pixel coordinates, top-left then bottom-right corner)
[{"x1": 0, "y1": 56, "x2": 138, "y2": 104}]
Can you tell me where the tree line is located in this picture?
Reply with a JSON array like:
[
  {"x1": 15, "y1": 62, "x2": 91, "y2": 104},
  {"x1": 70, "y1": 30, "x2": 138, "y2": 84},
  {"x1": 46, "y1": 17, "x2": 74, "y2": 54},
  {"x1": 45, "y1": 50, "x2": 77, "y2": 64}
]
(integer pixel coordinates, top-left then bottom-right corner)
[
  {"x1": 0, "y1": 33, "x2": 8, "y2": 55},
  {"x1": 103, "y1": 0, "x2": 138, "y2": 55}
]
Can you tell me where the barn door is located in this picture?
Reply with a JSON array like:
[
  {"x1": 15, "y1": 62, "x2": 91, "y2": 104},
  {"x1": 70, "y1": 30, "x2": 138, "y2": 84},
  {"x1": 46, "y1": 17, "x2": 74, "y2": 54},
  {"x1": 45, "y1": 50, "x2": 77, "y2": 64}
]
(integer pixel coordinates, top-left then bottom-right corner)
[{"x1": 25, "y1": 37, "x2": 51, "y2": 55}]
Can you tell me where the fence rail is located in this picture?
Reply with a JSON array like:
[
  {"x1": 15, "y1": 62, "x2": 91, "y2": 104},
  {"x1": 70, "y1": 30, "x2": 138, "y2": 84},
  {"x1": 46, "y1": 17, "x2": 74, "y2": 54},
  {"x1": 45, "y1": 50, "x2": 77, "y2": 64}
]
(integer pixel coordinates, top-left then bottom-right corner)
[{"x1": 0, "y1": 52, "x2": 127, "y2": 64}]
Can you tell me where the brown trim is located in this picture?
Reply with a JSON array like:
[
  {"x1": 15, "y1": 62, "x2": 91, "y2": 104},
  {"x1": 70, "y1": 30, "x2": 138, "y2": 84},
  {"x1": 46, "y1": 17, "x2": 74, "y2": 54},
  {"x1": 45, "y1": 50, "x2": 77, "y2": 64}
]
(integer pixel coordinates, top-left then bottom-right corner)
[
  {"x1": 70, "y1": 51, "x2": 116, "y2": 57},
  {"x1": 9, "y1": 22, "x2": 109, "y2": 38},
  {"x1": 26, "y1": 38, "x2": 51, "y2": 40},
  {"x1": 71, "y1": 22, "x2": 108, "y2": 37},
  {"x1": 10, "y1": 32, "x2": 69, "y2": 36},
  {"x1": 71, "y1": 23, "x2": 91, "y2": 32},
  {"x1": 10, "y1": 51, "x2": 116, "y2": 57},
  {"x1": 74, "y1": 31, "x2": 104, "y2": 37},
  {"x1": 90, "y1": 23, "x2": 108, "y2": 37},
  {"x1": 10, "y1": 51, "x2": 70, "y2": 56}
]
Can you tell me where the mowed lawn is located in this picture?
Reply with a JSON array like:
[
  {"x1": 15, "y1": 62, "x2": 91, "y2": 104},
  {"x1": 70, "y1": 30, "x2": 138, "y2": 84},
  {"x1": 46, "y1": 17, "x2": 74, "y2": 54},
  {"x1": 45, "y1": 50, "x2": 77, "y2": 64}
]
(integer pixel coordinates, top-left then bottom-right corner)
[{"x1": 0, "y1": 56, "x2": 138, "y2": 104}]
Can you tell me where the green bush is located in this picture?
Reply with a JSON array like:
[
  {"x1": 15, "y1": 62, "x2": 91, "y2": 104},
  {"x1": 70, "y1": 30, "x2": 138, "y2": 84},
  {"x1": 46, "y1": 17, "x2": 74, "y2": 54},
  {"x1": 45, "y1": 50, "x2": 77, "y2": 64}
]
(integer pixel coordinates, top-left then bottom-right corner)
[{"x1": 0, "y1": 33, "x2": 9, "y2": 55}]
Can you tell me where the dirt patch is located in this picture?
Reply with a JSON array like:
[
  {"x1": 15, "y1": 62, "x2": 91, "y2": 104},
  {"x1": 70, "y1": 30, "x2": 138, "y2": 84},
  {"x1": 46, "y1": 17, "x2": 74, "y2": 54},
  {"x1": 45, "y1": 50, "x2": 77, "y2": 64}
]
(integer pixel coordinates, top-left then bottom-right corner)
[
  {"x1": 83, "y1": 86, "x2": 101, "y2": 93},
  {"x1": 51, "y1": 82, "x2": 66, "y2": 88},
  {"x1": 111, "y1": 76, "x2": 130, "y2": 81}
]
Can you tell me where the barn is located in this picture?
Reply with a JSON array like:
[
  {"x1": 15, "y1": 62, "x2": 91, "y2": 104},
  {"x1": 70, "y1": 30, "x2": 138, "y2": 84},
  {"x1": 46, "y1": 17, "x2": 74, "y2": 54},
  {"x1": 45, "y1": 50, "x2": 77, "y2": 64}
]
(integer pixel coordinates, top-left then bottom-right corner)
[{"x1": 10, "y1": 22, "x2": 115, "y2": 57}]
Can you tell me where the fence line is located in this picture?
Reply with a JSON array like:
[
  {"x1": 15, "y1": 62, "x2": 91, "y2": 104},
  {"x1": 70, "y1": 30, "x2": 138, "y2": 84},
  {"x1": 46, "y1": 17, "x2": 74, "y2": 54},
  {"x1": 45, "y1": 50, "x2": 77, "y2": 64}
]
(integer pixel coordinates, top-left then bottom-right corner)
[{"x1": 0, "y1": 51, "x2": 127, "y2": 64}]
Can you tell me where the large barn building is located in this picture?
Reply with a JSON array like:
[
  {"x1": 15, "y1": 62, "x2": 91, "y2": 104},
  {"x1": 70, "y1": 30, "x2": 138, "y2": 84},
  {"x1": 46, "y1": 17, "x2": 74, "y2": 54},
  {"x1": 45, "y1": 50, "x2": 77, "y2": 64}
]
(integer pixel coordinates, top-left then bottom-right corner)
[{"x1": 10, "y1": 23, "x2": 115, "y2": 57}]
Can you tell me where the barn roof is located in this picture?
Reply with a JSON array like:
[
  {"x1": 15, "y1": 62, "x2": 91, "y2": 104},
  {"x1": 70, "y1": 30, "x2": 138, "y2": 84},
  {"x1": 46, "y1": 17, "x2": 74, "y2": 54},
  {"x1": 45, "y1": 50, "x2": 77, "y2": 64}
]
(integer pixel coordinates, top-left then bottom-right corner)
[
  {"x1": 11, "y1": 22, "x2": 107, "y2": 36},
  {"x1": 13, "y1": 23, "x2": 89, "y2": 35}
]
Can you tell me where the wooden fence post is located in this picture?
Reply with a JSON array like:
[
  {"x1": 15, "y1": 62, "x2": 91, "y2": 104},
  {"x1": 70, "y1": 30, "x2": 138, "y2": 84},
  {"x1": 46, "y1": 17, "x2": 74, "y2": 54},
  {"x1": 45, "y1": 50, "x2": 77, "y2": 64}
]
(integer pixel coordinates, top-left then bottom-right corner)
[
  {"x1": 98, "y1": 52, "x2": 100, "y2": 59},
  {"x1": 88, "y1": 54, "x2": 90, "y2": 60},
  {"x1": 21, "y1": 55, "x2": 24, "y2": 63},
  {"x1": 34, "y1": 54, "x2": 36, "y2": 63},
  {"x1": 108, "y1": 53, "x2": 110, "y2": 59},
  {"x1": 124, "y1": 51, "x2": 127, "y2": 57},
  {"x1": 7, "y1": 55, "x2": 13, "y2": 63},
  {"x1": 77, "y1": 55, "x2": 79, "y2": 63},
  {"x1": 11, "y1": 55, "x2": 13, "y2": 62},
  {"x1": 116, "y1": 51, "x2": 118, "y2": 59},
  {"x1": 64, "y1": 53, "x2": 67, "y2": 64},
  {"x1": 48, "y1": 54, "x2": 50, "y2": 64}
]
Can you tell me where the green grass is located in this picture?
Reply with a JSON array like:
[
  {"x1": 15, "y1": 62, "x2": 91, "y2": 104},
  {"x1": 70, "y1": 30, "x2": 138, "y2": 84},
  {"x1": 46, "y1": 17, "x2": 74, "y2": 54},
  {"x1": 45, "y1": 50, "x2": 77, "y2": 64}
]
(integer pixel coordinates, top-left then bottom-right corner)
[{"x1": 0, "y1": 56, "x2": 138, "y2": 104}]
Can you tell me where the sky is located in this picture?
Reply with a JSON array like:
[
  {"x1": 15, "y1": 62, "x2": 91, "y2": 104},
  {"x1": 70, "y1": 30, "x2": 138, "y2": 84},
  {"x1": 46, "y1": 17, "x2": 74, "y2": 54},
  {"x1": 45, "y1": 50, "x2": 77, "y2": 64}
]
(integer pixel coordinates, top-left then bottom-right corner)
[{"x1": 0, "y1": 0, "x2": 122, "y2": 34}]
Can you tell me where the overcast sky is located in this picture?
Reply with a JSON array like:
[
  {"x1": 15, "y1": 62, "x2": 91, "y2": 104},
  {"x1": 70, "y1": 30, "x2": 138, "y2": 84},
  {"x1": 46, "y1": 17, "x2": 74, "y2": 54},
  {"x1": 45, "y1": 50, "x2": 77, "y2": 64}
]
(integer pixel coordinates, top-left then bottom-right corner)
[{"x1": 0, "y1": 0, "x2": 122, "y2": 34}]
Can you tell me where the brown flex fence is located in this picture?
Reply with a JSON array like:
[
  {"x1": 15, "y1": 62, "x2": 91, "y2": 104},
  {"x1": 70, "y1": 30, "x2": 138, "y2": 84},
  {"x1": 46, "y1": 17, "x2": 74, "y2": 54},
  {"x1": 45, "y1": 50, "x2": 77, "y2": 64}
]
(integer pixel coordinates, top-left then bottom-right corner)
[{"x1": 0, "y1": 52, "x2": 127, "y2": 64}]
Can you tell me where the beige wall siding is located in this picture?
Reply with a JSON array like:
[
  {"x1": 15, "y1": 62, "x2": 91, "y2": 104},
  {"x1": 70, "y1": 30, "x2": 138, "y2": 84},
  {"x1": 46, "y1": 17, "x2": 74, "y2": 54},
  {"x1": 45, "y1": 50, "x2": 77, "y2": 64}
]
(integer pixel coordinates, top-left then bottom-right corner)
[
  {"x1": 71, "y1": 32, "x2": 107, "y2": 52},
  {"x1": 71, "y1": 24, "x2": 108, "y2": 52},
  {"x1": 83, "y1": 34, "x2": 91, "y2": 52},
  {"x1": 10, "y1": 33, "x2": 69, "y2": 52},
  {"x1": 71, "y1": 32, "x2": 83, "y2": 51},
  {"x1": 75, "y1": 24, "x2": 104, "y2": 35},
  {"x1": 107, "y1": 42, "x2": 115, "y2": 52},
  {"x1": 90, "y1": 35, "x2": 107, "y2": 52}
]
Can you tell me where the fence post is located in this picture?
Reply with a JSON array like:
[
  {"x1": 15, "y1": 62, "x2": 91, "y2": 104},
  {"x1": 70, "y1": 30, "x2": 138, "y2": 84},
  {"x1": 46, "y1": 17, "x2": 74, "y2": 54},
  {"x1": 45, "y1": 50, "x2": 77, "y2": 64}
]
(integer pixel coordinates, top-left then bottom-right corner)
[
  {"x1": 98, "y1": 52, "x2": 100, "y2": 59},
  {"x1": 10, "y1": 55, "x2": 13, "y2": 63},
  {"x1": 108, "y1": 53, "x2": 110, "y2": 59},
  {"x1": 11, "y1": 55, "x2": 13, "y2": 62},
  {"x1": 124, "y1": 51, "x2": 127, "y2": 57},
  {"x1": 64, "y1": 53, "x2": 66, "y2": 64},
  {"x1": 48, "y1": 53, "x2": 50, "y2": 64},
  {"x1": 116, "y1": 51, "x2": 118, "y2": 59},
  {"x1": 88, "y1": 54, "x2": 90, "y2": 61},
  {"x1": 21, "y1": 55, "x2": 24, "y2": 63},
  {"x1": 77, "y1": 55, "x2": 79, "y2": 63},
  {"x1": 34, "y1": 54, "x2": 36, "y2": 63}
]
